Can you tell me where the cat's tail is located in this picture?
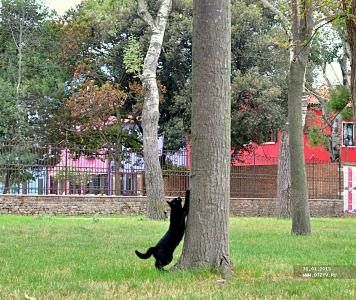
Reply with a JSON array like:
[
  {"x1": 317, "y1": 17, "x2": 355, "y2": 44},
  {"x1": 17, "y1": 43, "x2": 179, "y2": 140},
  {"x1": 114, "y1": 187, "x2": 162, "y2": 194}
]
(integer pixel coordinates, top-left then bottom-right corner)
[{"x1": 135, "y1": 247, "x2": 155, "y2": 259}]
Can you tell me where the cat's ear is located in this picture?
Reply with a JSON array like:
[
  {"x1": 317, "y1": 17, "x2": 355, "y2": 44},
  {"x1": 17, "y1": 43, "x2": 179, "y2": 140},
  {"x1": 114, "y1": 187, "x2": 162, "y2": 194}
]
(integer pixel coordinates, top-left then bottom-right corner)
[
  {"x1": 185, "y1": 190, "x2": 190, "y2": 199},
  {"x1": 177, "y1": 197, "x2": 182, "y2": 202}
]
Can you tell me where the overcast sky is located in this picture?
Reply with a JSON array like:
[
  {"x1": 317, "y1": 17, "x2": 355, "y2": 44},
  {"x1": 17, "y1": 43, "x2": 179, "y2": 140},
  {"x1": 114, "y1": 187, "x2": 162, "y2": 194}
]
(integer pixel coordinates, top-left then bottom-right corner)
[{"x1": 43, "y1": 0, "x2": 82, "y2": 15}]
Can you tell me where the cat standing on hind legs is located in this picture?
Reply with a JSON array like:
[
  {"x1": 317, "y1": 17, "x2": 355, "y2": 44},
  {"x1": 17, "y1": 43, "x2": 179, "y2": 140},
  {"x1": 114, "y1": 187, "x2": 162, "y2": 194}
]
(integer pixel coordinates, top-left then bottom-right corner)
[{"x1": 135, "y1": 190, "x2": 190, "y2": 270}]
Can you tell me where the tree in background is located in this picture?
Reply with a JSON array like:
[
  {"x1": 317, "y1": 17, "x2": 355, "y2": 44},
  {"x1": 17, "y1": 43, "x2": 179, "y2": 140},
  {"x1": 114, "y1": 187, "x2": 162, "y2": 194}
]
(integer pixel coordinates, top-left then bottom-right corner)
[
  {"x1": 162, "y1": 0, "x2": 289, "y2": 153},
  {"x1": 51, "y1": 0, "x2": 288, "y2": 156},
  {"x1": 285, "y1": 0, "x2": 313, "y2": 234},
  {"x1": 1, "y1": 0, "x2": 48, "y2": 102},
  {"x1": 342, "y1": 1, "x2": 356, "y2": 118},
  {"x1": 306, "y1": 25, "x2": 351, "y2": 162},
  {"x1": 176, "y1": 0, "x2": 232, "y2": 277},
  {"x1": 307, "y1": 85, "x2": 352, "y2": 161},
  {"x1": 137, "y1": 0, "x2": 172, "y2": 219},
  {"x1": 0, "y1": 0, "x2": 65, "y2": 191},
  {"x1": 231, "y1": 69, "x2": 286, "y2": 152}
]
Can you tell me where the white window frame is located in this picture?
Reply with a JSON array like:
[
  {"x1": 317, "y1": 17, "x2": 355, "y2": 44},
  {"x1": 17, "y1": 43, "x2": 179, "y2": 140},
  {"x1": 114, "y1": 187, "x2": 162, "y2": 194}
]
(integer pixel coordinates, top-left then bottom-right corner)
[{"x1": 342, "y1": 122, "x2": 355, "y2": 147}]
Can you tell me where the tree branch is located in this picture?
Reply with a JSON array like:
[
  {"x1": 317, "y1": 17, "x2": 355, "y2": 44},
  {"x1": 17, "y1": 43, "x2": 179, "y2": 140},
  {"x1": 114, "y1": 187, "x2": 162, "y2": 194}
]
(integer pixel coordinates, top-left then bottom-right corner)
[
  {"x1": 157, "y1": 0, "x2": 172, "y2": 25},
  {"x1": 305, "y1": 87, "x2": 334, "y2": 128},
  {"x1": 295, "y1": 15, "x2": 338, "y2": 60},
  {"x1": 260, "y1": 0, "x2": 291, "y2": 37},
  {"x1": 137, "y1": 0, "x2": 157, "y2": 31},
  {"x1": 322, "y1": 63, "x2": 332, "y2": 87},
  {"x1": 291, "y1": 0, "x2": 299, "y2": 41}
]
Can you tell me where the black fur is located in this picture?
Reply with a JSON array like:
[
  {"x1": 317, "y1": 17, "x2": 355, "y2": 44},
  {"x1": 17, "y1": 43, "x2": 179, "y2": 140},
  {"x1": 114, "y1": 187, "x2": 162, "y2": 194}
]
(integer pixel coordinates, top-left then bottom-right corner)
[{"x1": 135, "y1": 190, "x2": 190, "y2": 270}]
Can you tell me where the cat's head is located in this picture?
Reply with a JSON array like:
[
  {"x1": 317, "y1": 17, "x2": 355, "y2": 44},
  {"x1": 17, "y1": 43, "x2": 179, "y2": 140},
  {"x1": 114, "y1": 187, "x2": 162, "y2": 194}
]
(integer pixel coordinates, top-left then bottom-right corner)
[{"x1": 167, "y1": 197, "x2": 182, "y2": 209}]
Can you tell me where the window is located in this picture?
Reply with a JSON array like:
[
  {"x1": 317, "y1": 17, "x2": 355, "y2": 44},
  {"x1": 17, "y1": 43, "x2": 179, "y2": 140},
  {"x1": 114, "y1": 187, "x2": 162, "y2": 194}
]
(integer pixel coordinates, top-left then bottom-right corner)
[
  {"x1": 123, "y1": 173, "x2": 137, "y2": 195},
  {"x1": 49, "y1": 176, "x2": 59, "y2": 194},
  {"x1": 86, "y1": 174, "x2": 108, "y2": 195},
  {"x1": 343, "y1": 123, "x2": 354, "y2": 146},
  {"x1": 38, "y1": 178, "x2": 44, "y2": 195}
]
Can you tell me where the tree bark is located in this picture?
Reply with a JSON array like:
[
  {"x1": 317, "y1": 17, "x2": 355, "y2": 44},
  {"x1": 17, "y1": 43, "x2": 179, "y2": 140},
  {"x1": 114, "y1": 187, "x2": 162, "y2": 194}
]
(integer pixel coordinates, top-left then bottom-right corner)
[
  {"x1": 176, "y1": 0, "x2": 232, "y2": 277},
  {"x1": 261, "y1": 0, "x2": 312, "y2": 234},
  {"x1": 277, "y1": 129, "x2": 291, "y2": 217},
  {"x1": 137, "y1": 0, "x2": 172, "y2": 219},
  {"x1": 329, "y1": 114, "x2": 341, "y2": 162},
  {"x1": 344, "y1": 0, "x2": 356, "y2": 119},
  {"x1": 288, "y1": 0, "x2": 312, "y2": 235},
  {"x1": 288, "y1": 59, "x2": 311, "y2": 235},
  {"x1": 338, "y1": 41, "x2": 349, "y2": 87}
]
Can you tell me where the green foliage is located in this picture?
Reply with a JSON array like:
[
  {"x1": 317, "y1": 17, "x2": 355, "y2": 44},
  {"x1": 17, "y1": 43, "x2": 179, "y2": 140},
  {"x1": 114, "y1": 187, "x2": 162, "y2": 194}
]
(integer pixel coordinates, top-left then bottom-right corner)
[
  {"x1": 0, "y1": 0, "x2": 66, "y2": 143},
  {"x1": 0, "y1": 142, "x2": 38, "y2": 190},
  {"x1": 53, "y1": 167, "x2": 92, "y2": 186},
  {"x1": 308, "y1": 125, "x2": 328, "y2": 148},
  {"x1": 341, "y1": 107, "x2": 353, "y2": 121},
  {"x1": 231, "y1": 68, "x2": 286, "y2": 151},
  {"x1": 0, "y1": 79, "x2": 17, "y2": 140},
  {"x1": 163, "y1": 160, "x2": 188, "y2": 171},
  {"x1": 160, "y1": 0, "x2": 288, "y2": 150},
  {"x1": 123, "y1": 36, "x2": 143, "y2": 77},
  {"x1": 328, "y1": 85, "x2": 351, "y2": 112},
  {"x1": 0, "y1": 0, "x2": 291, "y2": 155},
  {"x1": 309, "y1": 27, "x2": 343, "y2": 66}
]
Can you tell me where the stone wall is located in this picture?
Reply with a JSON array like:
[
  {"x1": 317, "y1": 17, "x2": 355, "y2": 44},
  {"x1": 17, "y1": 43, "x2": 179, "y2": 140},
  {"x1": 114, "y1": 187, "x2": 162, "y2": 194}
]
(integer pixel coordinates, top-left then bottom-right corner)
[
  {"x1": 0, "y1": 195, "x2": 147, "y2": 216},
  {"x1": 230, "y1": 198, "x2": 344, "y2": 217},
  {"x1": 0, "y1": 195, "x2": 344, "y2": 217}
]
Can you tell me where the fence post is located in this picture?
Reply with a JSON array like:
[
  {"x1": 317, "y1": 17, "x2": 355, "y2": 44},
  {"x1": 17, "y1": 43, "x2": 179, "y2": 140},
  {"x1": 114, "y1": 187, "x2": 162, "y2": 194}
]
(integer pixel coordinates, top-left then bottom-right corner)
[
  {"x1": 312, "y1": 155, "x2": 315, "y2": 199},
  {"x1": 338, "y1": 158, "x2": 342, "y2": 200},
  {"x1": 65, "y1": 132, "x2": 68, "y2": 195}
]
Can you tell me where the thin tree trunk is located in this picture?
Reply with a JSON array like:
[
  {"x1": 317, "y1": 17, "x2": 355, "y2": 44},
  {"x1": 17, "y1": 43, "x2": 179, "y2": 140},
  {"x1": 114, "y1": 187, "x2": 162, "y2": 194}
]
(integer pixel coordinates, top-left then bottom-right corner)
[
  {"x1": 329, "y1": 114, "x2": 341, "y2": 162},
  {"x1": 277, "y1": 129, "x2": 291, "y2": 217},
  {"x1": 17, "y1": 40, "x2": 22, "y2": 103},
  {"x1": 261, "y1": 0, "x2": 312, "y2": 234},
  {"x1": 15, "y1": 11, "x2": 24, "y2": 103},
  {"x1": 137, "y1": 0, "x2": 172, "y2": 219},
  {"x1": 339, "y1": 42, "x2": 350, "y2": 87},
  {"x1": 176, "y1": 0, "x2": 232, "y2": 277}
]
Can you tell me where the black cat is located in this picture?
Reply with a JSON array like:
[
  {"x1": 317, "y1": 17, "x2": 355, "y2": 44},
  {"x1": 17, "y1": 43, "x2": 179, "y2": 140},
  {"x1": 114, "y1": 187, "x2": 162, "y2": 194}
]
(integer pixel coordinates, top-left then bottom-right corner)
[{"x1": 135, "y1": 190, "x2": 190, "y2": 270}]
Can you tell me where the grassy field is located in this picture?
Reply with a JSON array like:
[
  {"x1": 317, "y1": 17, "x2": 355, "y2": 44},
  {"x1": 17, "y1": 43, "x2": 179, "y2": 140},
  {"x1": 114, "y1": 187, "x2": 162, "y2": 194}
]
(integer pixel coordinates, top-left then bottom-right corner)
[{"x1": 0, "y1": 215, "x2": 355, "y2": 299}]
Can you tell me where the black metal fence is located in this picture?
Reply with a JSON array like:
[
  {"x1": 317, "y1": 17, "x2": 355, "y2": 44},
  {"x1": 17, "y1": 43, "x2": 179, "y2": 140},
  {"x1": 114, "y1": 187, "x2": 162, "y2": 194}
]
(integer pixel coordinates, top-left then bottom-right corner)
[{"x1": 0, "y1": 143, "x2": 341, "y2": 199}]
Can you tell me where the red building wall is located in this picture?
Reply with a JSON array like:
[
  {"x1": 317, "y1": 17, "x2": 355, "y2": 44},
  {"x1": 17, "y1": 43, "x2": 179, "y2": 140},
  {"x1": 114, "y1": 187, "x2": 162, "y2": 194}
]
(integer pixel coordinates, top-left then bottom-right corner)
[
  {"x1": 234, "y1": 107, "x2": 356, "y2": 165},
  {"x1": 186, "y1": 107, "x2": 356, "y2": 167}
]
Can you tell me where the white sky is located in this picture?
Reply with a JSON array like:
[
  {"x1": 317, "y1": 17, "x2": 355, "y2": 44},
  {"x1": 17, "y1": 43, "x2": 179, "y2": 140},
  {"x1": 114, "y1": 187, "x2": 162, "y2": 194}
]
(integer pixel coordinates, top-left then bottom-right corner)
[{"x1": 43, "y1": 0, "x2": 82, "y2": 16}]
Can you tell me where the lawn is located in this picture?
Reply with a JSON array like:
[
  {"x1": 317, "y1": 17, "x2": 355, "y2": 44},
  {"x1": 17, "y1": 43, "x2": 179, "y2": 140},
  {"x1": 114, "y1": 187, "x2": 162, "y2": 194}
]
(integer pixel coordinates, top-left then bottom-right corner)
[{"x1": 0, "y1": 215, "x2": 355, "y2": 299}]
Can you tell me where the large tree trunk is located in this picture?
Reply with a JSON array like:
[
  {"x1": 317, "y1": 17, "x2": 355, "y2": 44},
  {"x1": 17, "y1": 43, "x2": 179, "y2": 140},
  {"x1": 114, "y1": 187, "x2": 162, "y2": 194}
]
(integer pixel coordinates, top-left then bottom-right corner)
[
  {"x1": 277, "y1": 129, "x2": 291, "y2": 217},
  {"x1": 345, "y1": 0, "x2": 356, "y2": 118},
  {"x1": 176, "y1": 0, "x2": 232, "y2": 277},
  {"x1": 287, "y1": 0, "x2": 313, "y2": 235},
  {"x1": 138, "y1": 0, "x2": 172, "y2": 219},
  {"x1": 289, "y1": 55, "x2": 311, "y2": 235}
]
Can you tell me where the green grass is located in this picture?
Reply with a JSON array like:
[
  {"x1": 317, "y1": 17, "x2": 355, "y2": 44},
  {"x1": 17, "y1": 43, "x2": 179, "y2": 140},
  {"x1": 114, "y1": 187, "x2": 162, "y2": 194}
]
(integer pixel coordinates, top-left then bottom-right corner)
[{"x1": 0, "y1": 215, "x2": 355, "y2": 299}]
